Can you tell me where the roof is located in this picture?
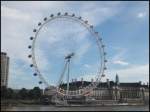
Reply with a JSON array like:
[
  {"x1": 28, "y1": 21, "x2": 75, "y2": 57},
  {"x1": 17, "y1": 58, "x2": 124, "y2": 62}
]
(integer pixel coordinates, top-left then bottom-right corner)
[
  {"x1": 60, "y1": 81, "x2": 143, "y2": 90},
  {"x1": 119, "y1": 83, "x2": 141, "y2": 87}
]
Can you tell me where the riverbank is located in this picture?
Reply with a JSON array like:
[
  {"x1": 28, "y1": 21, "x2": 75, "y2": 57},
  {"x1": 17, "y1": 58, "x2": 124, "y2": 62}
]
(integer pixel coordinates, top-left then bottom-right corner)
[
  {"x1": 1, "y1": 99, "x2": 149, "y2": 111},
  {"x1": 1, "y1": 99, "x2": 146, "y2": 107},
  {"x1": 1, "y1": 105, "x2": 149, "y2": 111},
  {"x1": 1, "y1": 99, "x2": 43, "y2": 107},
  {"x1": 55, "y1": 103, "x2": 145, "y2": 107}
]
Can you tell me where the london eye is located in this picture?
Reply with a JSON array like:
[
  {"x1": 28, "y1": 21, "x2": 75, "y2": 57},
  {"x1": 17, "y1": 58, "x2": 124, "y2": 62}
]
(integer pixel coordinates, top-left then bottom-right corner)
[{"x1": 28, "y1": 12, "x2": 107, "y2": 100}]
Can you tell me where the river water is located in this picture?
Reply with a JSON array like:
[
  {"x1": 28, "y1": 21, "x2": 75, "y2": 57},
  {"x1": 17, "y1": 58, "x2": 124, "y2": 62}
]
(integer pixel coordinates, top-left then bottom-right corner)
[{"x1": 2, "y1": 105, "x2": 149, "y2": 111}]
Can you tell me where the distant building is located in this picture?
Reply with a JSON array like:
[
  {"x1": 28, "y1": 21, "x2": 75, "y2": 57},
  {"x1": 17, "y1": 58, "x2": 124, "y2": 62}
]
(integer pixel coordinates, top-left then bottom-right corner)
[
  {"x1": 1, "y1": 52, "x2": 9, "y2": 88},
  {"x1": 115, "y1": 73, "x2": 119, "y2": 86},
  {"x1": 46, "y1": 74, "x2": 149, "y2": 104},
  {"x1": 44, "y1": 86, "x2": 57, "y2": 96}
]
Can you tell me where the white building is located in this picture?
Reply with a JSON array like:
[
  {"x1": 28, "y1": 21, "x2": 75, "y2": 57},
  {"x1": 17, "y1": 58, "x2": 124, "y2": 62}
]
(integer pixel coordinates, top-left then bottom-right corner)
[{"x1": 44, "y1": 86, "x2": 57, "y2": 96}]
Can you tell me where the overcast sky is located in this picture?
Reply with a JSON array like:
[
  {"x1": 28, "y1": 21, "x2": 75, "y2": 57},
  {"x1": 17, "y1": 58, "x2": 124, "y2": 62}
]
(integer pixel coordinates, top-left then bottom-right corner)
[{"x1": 1, "y1": 1, "x2": 149, "y2": 89}]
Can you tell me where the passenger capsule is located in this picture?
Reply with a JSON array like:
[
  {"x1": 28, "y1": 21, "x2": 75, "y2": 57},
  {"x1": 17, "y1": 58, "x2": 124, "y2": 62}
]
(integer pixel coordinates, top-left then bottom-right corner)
[
  {"x1": 104, "y1": 67, "x2": 107, "y2": 70},
  {"x1": 39, "y1": 81, "x2": 42, "y2": 84},
  {"x1": 33, "y1": 73, "x2": 37, "y2": 76},
  {"x1": 38, "y1": 22, "x2": 41, "y2": 26},
  {"x1": 33, "y1": 29, "x2": 36, "y2": 32},
  {"x1": 95, "y1": 32, "x2": 98, "y2": 34},
  {"x1": 30, "y1": 37, "x2": 34, "y2": 40},
  {"x1": 72, "y1": 14, "x2": 75, "y2": 17},
  {"x1": 44, "y1": 17, "x2": 47, "y2": 21},
  {"x1": 65, "y1": 12, "x2": 68, "y2": 16},
  {"x1": 78, "y1": 17, "x2": 82, "y2": 19},
  {"x1": 57, "y1": 12, "x2": 61, "y2": 16},
  {"x1": 30, "y1": 64, "x2": 33, "y2": 67},
  {"x1": 85, "y1": 20, "x2": 88, "y2": 24},
  {"x1": 28, "y1": 45, "x2": 32, "y2": 49},
  {"x1": 99, "y1": 38, "x2": 102, "y2": 41},
  {"x1": 104, "y1": 60, "x2": 107, "y2": 62},
  {"x1": 102, "y1": 74, "x2": 105, "y2": 77},
  {"x1": 50, "y1": 14, "x2": 54, "y2": 17},
  {"x1": 28, "y1": 55, "x2": 32, "y2": 58},
  {"x1": 90, "y1": 25, "x2": 93, "y2": 28},
  {"x1": 102, "y1": 45, "x2": 105, "y2": 48}
]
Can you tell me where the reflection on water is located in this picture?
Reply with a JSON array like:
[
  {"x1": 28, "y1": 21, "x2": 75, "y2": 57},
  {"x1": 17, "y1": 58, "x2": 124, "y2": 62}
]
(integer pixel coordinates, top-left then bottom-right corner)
[{"x1": 2, "y1": 105, "x2": 149, "y2": 111}]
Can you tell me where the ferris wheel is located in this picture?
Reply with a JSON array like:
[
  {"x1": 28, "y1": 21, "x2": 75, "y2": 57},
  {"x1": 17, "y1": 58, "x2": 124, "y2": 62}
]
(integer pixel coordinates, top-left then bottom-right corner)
[{"x1": 28, "y1": 12, "x2": 107, "y2": 98}]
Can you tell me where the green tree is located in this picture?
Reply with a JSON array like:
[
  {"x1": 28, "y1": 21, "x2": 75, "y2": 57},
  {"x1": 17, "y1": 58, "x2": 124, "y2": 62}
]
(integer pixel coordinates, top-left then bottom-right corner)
[
  {"x1": 1, "y1": 86, "x2": 7, "y2": 99},
  {"x1": 6, "y1": 88, "x2": 14, "y2": 99},
  {"x1": 1, "y1": 86, "x2": 14, "y2": 99},
  {"x1": 18, "y1": 88, "x2": 28, "y2": 100},
  {"x1": 28, "y1": 87, "x2": 42, "y2": 100}
]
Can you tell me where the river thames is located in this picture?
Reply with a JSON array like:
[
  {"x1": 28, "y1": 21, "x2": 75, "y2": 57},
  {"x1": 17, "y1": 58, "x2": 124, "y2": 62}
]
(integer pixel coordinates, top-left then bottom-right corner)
[{"x1": 2, "y1": 105, "x2": 149, "y2": 111}]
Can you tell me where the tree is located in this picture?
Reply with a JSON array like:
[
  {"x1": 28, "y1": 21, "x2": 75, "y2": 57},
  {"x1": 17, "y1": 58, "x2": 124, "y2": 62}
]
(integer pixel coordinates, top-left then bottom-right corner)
[
  {"x1": 6, "y1": 88, "x2": 14, "y2": 99},
  {"x1": 18, "y1": 88, "x2": 28, "y2": 100},
  {"x1": 1, "y1": 86, "x2": 14, "y2": 99},
  {"x1": 28, "y1": 87, "x2": 42, "y2": 100},
  {"x1": 1, "y1": 86, "x2": 7, "y2": 99},
  {"x1": 28, "y1": 89, "x2": 34, "y2": 99}
]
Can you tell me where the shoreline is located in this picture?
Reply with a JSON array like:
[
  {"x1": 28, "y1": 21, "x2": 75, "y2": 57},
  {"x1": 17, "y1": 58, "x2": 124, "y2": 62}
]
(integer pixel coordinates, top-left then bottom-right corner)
[
  {"x1": 1, "y1": 104, "x2": 149, "y2": 111},
  {"x1": 1, "y1": 99, "x2": 149, "y2": 108},
  {"x1": 1, "y1": 103, "x2": 147, "y2": 107}
]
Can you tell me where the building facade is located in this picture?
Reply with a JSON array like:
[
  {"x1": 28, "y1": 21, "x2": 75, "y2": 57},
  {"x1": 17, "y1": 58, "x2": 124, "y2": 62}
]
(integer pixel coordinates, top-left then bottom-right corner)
[
  {"x1": 44, "y1": 75, "x2": 149, "y2": 104},
  {"x1": 1, "y1": 52, "x2": 9, "y2": 87},
  {"x1": 90, "y1": 76, "x2": 146, "y2": 103}
]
